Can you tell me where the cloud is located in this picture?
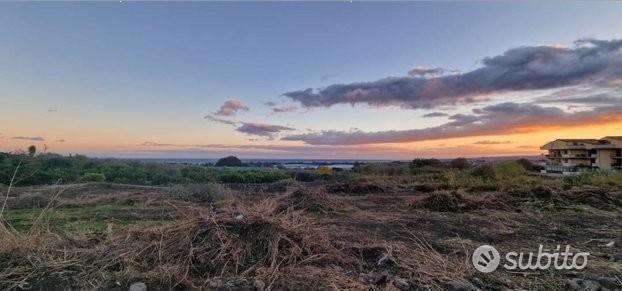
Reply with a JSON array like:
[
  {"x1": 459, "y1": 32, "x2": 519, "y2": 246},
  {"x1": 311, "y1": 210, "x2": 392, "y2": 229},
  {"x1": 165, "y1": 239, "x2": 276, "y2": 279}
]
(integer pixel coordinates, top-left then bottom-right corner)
[
  {"x1": 473, "y1": 140, "x2": 512, "y2": 145},
  {"x1": 422, "y1": 112, "x2": 449, "y2": 118},
  {"x1": 236, "y1": 123, "x2": 295, "y2": 137},
  {"x1": 536, "y1": 93, "x2": 622, "y2": 106},
  {"x1": 264, "y1": 101, "x2": 277, "y2": 107},
  {"x1": 269, "y1": 106, "x2": 298, "y2": 115},
  {"x1": 214, "y1": 99, "x2": 249, "y2": 116},
  {"x1": 516, "y1": 145, "x2": 539, "y2": 150},
  {"x1": 283, "y1": 38, "x2": 622, "y2": 109},
  {"x1": 12, "y1": 136, "x2": 45, "y2": 141},
  {"x1": 282, "y1": 102, "x2": 622, "y2": 145},
  {"x1": 204, "y1": 114, "x2": 238, "y2": 126},
  {"x1": 321, "y1": 73, "x2": 340, "y2": 81},
  {"x1": 407, "y1": 67, "x2": 445, "y2": 78},
  {"x1": 55, "y1": 139, "x2": 66, "y2": 143},
  {"x1": 47, "y1": 109, "x2": 58, "y2": 112}
]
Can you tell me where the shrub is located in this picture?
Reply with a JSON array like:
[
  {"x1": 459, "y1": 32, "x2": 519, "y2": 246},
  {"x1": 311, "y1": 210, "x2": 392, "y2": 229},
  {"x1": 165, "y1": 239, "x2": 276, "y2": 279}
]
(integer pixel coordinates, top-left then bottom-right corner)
[
  {"x1": 169, "y1": 183, "x2": 229, "y2": 203},
  {"x1": 317, "y1": 166, "x2": 333, "y2": 176},
  {"x1": 215, "y1": 156, "x2": 243, "y2": 167},
  {"x1": 80, "y1": 173, "x2": 106, "y2": 182},
  {"x1": 470, "y1": 164, "x2": 497, "y2": 180},
  {"x1": 411, "y1": 158, "x2": 442, "y2": 168},
  {"x1": 449, "y1": 158, "x2": 470, "y2": 169}
]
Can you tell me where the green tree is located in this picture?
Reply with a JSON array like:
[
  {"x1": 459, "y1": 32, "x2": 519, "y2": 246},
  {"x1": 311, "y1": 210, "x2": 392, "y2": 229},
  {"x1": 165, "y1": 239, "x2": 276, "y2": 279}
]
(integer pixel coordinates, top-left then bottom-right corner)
[{"x1": 215, "y1": 156, "x2": 243, "y2": 167}]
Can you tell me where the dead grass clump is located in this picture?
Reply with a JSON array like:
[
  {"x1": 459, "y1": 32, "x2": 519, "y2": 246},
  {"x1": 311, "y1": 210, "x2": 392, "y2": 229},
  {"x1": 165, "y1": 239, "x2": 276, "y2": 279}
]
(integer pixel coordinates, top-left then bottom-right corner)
[
  {"x1": 558, "y1": 185, "x2": 622, "y2": 210},
  {"x1": 0, "y1": 199, "x2": 356, "y2": 289},
  {"x1": 108, "y1": 200, "x2": 354, "y2": 288},
  {"x1": 275, "y1": 188, "x2": 342, "y2": 214},
  {"x1": 6, "y1": 191, "x2": 50, "y2": 209},
  {"x1": 412, "y1": 191, "x2": 509, "y2": 212},
  {"x1": 325, "y1": 182, "x2": 386, "y2": 195}
]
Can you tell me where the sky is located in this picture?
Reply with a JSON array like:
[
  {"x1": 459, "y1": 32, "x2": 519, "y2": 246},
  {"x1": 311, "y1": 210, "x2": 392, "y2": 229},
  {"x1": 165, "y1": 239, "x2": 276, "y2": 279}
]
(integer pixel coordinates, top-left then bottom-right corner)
[{"x1": 1, "y1": 1, "x2": 622, "y2": 159}]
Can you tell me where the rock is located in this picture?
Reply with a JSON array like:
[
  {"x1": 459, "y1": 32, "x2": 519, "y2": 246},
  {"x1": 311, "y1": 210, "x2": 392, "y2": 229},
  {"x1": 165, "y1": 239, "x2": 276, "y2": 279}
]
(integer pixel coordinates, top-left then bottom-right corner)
[
  {"x1": 567, "y1": 278, "x2": 601, "y2": 291},
  {"x1": 129, "y1": 282, "x2": 147, "y2": 291},
  {"x1": 234, "y1": 214, "x2": 244, "y2": 221},
  {"x1": 605, "y1": 241, "x2": 615, "y2": 247},
  {"x1": 253, "y1": 279, "x2": 265, "y2": 290},
  {"x1": 609, "y1": 253, "x2": 622, "y2": 262},
  {"x1": 594, "y1": 277, "x2": 619, "y2": 289},
  {"x1": 360, "y1": 271, "x2": 389, "y2": 285},
  {"x1": 444, "y1": 280, "x2": 478, "y2": 291},
  {"x1": 393, "y1": 277, "x2": 409, "y2": 290}
]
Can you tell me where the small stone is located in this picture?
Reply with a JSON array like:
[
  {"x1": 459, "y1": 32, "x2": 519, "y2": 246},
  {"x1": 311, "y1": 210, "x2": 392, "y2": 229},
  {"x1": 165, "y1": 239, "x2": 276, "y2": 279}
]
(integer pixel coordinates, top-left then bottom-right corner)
[
  {"x1": 253, "y1": 279, "x2": 265, "y2": 290},
  {"x1": 393, "y1": 277, "x2": 409, "y2": 290},
  {"x1": 567, "y1": 278, "x2": 601, "y2": 291},
  {"x1": 605, "y1": 241, "x2": 615, "y2": 247},
  {"x1": 595, "y1": 277, "x2": 619, "y2": 289},
  {"x1": 444, "y1": 280, "x2": 478, "y2": 291},
  {"x1": 234, "y1": 214, "x2": 244, "y2": 221},
  {"x1": 360, "y1": 271, "x2": 388, "y2": 285},
  {"x1": 129, "y1": 282, "x2": 147, "y2": 291}
]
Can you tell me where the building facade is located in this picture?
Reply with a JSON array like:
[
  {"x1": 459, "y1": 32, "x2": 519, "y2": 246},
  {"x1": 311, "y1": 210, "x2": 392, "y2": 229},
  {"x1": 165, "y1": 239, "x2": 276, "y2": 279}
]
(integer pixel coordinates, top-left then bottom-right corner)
[{"x1": 540, "y1": 136, "x2": 622, "y2": 173}]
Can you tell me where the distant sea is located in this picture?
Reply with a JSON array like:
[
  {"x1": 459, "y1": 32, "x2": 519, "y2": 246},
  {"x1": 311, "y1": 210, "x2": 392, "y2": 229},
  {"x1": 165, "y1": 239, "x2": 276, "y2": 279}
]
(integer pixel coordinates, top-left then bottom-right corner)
[{"x1": 130, "y1": 158, "x2": 396, "y2": 169}]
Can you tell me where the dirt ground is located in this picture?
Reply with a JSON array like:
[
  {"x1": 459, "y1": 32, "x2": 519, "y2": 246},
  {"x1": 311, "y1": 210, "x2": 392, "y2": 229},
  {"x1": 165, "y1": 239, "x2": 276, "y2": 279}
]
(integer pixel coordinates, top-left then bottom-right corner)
[{"x1": 1, "y1": 182, "x2": 621, "y2": 290}]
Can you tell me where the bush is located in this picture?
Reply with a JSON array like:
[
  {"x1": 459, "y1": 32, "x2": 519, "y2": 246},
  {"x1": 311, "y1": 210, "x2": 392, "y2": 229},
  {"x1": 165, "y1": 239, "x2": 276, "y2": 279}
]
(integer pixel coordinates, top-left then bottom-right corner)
[
  {"x1": 80, "y1": 173, "x2": 106, "y2": 182},
  {"x1": 449, "y1": 158, "x2": 470, "y2": 169},
  {"x1": 215, "y1": 156, "x2": 243, "y2": 167},
  {"x1": 411, "y1": 158, "x2": 442, "y2": 168},
  {"x1": 169, "y1": 183, "x2": 229, "y2": 203},
  {"x1": 471, "y1": 164, "x2": 497, "y2": 180}
]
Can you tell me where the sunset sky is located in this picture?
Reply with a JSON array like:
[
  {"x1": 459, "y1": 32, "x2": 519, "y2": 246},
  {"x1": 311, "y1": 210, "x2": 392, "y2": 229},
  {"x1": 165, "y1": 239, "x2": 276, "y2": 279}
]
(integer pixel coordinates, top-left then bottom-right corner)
[{"x1": 1, "y1": 2, "x2": 622, "y2": 159}]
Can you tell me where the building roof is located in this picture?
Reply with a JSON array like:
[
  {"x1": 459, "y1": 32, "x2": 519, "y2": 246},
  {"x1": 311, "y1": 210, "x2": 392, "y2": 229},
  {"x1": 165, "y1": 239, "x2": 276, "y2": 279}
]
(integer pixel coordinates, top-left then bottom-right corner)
[{"x1": 556, "y1": 139, "x2": 604, "y2": 145}]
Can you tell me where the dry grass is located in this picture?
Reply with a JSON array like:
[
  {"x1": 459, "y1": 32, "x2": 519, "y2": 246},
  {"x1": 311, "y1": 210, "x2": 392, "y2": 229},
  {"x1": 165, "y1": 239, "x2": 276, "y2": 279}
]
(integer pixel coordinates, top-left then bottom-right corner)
[{"x1": 0, "y1": 197, "x2": 358, "y2": 289}]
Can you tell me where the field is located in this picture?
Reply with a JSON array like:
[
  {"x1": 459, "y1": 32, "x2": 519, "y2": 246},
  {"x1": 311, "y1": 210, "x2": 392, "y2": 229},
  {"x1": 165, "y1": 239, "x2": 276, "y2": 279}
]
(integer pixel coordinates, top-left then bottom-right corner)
[{"x1": 1, "y1": 157, "x2": 621, "y2": 290}]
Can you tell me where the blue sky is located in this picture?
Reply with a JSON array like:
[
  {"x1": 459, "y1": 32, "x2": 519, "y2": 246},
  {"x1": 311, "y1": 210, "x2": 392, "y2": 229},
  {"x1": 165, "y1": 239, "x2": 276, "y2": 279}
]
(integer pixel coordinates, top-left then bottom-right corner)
[{"x1": 1, "y1": 2, "x2": 621, "y2": 158}]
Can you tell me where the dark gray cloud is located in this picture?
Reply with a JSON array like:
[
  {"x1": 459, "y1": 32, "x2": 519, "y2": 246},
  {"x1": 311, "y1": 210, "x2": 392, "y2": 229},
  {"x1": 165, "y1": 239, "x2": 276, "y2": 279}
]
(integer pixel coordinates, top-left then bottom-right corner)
[
  {"x1": 422, "y1": 112, "x2": 449, "y2": 118},
  {"x1": 12, "y1": 136, "x2": 45, "y2": 141},
  {"x1": 264, "y1": 101, "x2": 277, "y2": 107},
  {"x1": 282, "y1": 102, "x2": 622, "y2": 145},
  {"x1": 236, "y1": 123, "x2": 294, "y2": 137},
  {"x1": 283, "y1": 39, "x2": 622, "y2": 109},
  {"x1": 214, "y1": 99, "x2": 249, "y2": 116},
  {"x1": 473, "y1": 140, "x2": 512, "y2": 145},
  {"x1": 204, "y1": 114, "x2": 238, "y2": 126}
]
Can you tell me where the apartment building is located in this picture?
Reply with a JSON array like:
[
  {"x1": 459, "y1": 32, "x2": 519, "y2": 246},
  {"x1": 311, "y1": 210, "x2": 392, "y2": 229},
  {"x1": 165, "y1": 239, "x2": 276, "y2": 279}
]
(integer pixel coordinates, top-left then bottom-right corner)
[{"x1": 540, "y1": 136, "x2": 622, "y2": 173}]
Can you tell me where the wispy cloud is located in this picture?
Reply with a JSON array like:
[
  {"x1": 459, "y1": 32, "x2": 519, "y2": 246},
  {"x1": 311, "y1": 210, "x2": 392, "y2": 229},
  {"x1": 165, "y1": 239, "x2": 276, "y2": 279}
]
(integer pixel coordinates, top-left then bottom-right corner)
[
  {"x1": 473, "y1": 140, "x2": 512, "y2": 145},
  {"x1": 283, "y1": 38, "x2": 622, "y2": 110},
  {"x1": 422, "y1": 112, "x2": 449, "y2": 118},
  {"x1": 204, "y1": 114, "x2": 238, "y2": 125},
  {"x1": 12, "y1": 136, "x2": 45, "y2": 141},
  {"x1": 214, "y1": 99, "x2": 249, "y2": 116},
  {"x1": 236, "y1": 123, "x2": 294, "y2": 137},
  {"x1": 269, "y1": 106, "x2": 298, "y2": 115},
  {"x1": 55, "y1": 139, "x2": 66, "y2": 142}
]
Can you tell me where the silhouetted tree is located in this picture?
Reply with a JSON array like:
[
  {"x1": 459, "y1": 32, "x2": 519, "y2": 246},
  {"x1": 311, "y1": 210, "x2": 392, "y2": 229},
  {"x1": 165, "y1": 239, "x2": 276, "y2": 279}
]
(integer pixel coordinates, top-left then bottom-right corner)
[
  {"x1": 28, "y1": 145, "x2": 37, "y2": 157},
  {"x1": 449, "y1": 157, "x2": 470, "y2": 169},
  {"x1": 215, "y1": 156, "x2": 243, "y2": 167}
]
